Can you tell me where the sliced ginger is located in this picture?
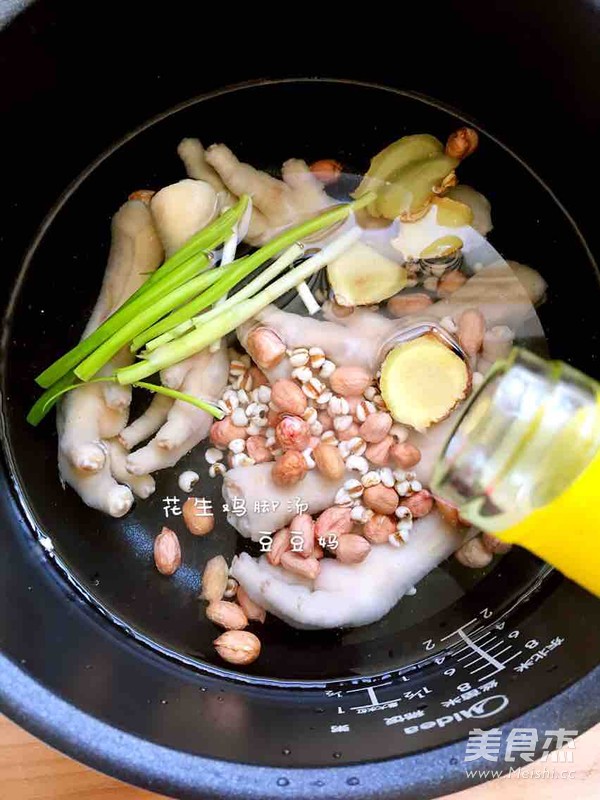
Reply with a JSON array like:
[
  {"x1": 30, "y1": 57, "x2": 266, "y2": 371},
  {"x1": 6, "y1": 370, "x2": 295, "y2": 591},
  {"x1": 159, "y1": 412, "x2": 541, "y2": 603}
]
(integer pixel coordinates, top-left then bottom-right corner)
[
  {"x1": 327, "y1": 241, "x2": 407, "y2": 306},
  {"x1": 380, "y1": 334, "x2": 470, "y2": 431},
  {"x1": 376, "y1": 155, "x2": 459, "y2": 220},
  {"x1": 432, "y1": 196, "x2": 473, "y2": 228},
  {"x1": 353, "y1": 134, "x2": 444, "y2": 216}
]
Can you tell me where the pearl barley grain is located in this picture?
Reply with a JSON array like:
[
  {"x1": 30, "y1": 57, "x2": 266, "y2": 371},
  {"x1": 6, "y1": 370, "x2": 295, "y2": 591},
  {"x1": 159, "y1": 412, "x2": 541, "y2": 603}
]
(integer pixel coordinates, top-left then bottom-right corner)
[
  {"x1": 209, "y1": 463, "x2": 227, "y2": 478},
  {"x1": 205, "y1": 447, "x2": 224, "y2": 464},
  {"x1": 228, "y1": 438, "x2": 246, "y2": 454},
  {"x1": 178, "y1": 471, "x2": 199, "y2": 493}
]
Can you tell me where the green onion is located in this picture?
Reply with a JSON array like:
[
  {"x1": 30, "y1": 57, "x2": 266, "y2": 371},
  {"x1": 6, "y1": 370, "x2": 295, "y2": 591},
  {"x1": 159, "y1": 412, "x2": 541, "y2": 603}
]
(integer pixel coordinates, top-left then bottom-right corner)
[
  {"x1": 27, "y1": 375, "x2": 224, "y2": 427},
  {"x1": 130, "y1": 254, "x2": 249, "y2": 352},
  {"x1": 27, "y1": 375, "x2": 114, "y2": 426},
  {"x1": 143, "y1": 319, "x2": 195, "y2": 352},
  {"x1": 130, "y1": 198, "x2": 365, "y2": 353},
  {"x1": 145, "y1": 243, "x2": 304, "y2": 352},
  {"x1": 35, "y1": 250, "x2": 210, "y2": 388},
  {"x1": 116, "y1": 225, "x2": 362, "y2": 385},
  {"x1": 73, "y1": 267, "x2": 228, "y2": 382},
  {"x1": 34, "y1": 197, "x2": 249, "y2": 389},
  {"x1": 193, "y1": 243, "x2": 305, "y2": 328},
  {"x1": 129, "y1": 196, "x2": 249, "y2": 296},
  {"x1": 133, "y1": 381, "x2": 224, "y2": 420}
]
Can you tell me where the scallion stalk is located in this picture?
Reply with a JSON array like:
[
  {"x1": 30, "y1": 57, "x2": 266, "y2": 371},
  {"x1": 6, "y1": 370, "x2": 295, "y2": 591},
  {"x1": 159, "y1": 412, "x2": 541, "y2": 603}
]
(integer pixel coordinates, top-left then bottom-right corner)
[
  {"x1": 35, "y1": 250, "x2": 210, "y2": 388},
  {"x1": 73, "y1": 266, "x2": 228, "y2": 382},
  {"x1": 135, "y1": 195, "x2": 249, "y2": 293},
  {"x1": 129, "y1": 254, "x2": 250, "y2": 352},
  {"x1": 116, "y1": 226, "x2": 362, "y2": 385},
  {"x1": 27, "y1": 374, "x2": 224, "y2": 426},
  {"x1": 209, "y1": 205, "x2": 250, "y2": 354},
  {"x1": 130, "y1": 197, "x2": 366, "y2": 353},
  {"x1": 34, "y1": 198, "x2": 249, "y2": 389},
  {"x1": 132, "y1": 381, "x2": 224, "y2": 419},
  {"x1": 144, "y1": 243, "x2": 303, "y2": 353},
  {"x1": 27, "y1": 371, "x2": 79, "y2": 425}
]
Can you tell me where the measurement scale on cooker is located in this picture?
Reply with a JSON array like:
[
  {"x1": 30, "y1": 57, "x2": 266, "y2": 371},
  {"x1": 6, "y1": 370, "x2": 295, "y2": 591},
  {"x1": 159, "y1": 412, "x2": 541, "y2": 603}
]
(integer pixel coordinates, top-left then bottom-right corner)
[
  {"x1": 326, "y1": 608, "x2": 566, "y2": 723},
  {"x1": 440, "y1": 617, "x2": 524, "y2": 681}
]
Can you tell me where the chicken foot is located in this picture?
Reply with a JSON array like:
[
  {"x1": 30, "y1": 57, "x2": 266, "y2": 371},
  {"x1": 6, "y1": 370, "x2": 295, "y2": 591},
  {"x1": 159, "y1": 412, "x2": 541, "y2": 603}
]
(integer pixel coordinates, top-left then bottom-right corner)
[
  {"x1": 223, "y1": 462, "x2": 351, "y2": 541},
  {"x1": 239, "y1": 255, "x2": 544, "y2": 384},
  {"x1": 231, "y1": 512, "x2": 472, "y2": 630},
  {"x1": 58, "y1": 200, "x2": 163, "y2": 516},
  {"x1": 203, "y1": 144, "x2": 332, "y2": 246},
  {"x1": 150, "y1": 178, "x2": 218, "y2": 257},
  {"x1": 118, "y1": 393, "x2": 173, "y2": 451},
  {"x1": 126, "y1": 347, "x2": 229, "y2": 475}
]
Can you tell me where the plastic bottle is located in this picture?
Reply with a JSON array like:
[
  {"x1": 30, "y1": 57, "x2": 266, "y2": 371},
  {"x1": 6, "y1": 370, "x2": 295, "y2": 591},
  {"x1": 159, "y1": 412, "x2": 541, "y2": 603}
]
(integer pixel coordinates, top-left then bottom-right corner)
[{"x1": 432, "y1": 348, "x2": 600, "y2": 596}]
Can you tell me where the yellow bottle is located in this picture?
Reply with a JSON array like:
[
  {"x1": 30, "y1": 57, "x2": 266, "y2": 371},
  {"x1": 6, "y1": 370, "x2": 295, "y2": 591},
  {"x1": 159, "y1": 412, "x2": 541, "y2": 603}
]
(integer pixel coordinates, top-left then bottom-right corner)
[{"x1": 432, "y1": 348, "x2": 600, "y2": 596}]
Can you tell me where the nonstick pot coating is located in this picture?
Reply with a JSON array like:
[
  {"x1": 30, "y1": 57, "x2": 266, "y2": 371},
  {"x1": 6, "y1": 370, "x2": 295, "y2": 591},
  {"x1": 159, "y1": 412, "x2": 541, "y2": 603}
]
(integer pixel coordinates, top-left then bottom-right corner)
[{"x1": 1, "y1": 2, "x2": 599, "y2": 797}]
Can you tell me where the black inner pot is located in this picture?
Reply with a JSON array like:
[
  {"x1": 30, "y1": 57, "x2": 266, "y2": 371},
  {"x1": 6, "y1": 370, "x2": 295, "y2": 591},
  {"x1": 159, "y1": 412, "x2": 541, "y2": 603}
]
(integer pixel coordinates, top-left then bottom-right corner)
[
  {"x1": 1, "y1": 4, "x2": 599, "y2": 799},
  {"x1": 3, "y1": 80, "x2": 593, "y2": 682}
]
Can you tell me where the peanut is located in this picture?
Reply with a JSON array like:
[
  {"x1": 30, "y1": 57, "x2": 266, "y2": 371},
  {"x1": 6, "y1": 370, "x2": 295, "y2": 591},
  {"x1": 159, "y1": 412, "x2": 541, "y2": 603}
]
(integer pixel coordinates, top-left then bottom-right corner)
[
  {"x1": 267, "y1": 408, "x2": 281, "y2": 428},
  {"x1": 330, "y1": 366, "x2": 372, "y2": 396},
  {"x1": 214, "y1": 630, "x2": 261, "y2": 665},
  {"x1": 128, "y1": 189, "x2": 155, "y2": 204},
  {"x1": 390, "y1": 442, "x2": 421, "y2": 469},
  {"x1": 317, "y1": 411, "x2": 334, "y2": 431},
  {"x1": 267, "y1": 528, "x2": 291, "y2": 566},
  {"x1": 245, "y1": 435, "x2": 273, "y2": 464},
  {"x1": 362, "y1": 485, "x2": 399, "y2": 515},
  {"x1": 210, "y1": 417, "x2": 248, "y2": 448},
  {"x1": 153, "y1": 527, "x2": 181, "y2": 576},
  {"x1": 275, "y1": 415, "x2": 311, "y2": 451},
  {"x1": 271, "y1": 379, "x2": 307, "y2": 416},
  {"x1": 364, "y1": 436, "x2": 393, "y2": 466},
  {"x1": 280, "y1": 551, "x2": 321, "y2": 580},
  {"x1": 387, "y1": 293, "x2": 433, "y2": 317},
  {"x1": 363, "y1": 514, "x2": 396, "y2": 544},
  {"x1": 246, "y1": 327, "x2": 286, "y2": 370},
  {"x1": 313, "y1": 443, "x2": 345, "y2": 481},
  {"x1": 206, "y1": 600, "x2": 248, "y2": 630},
  {"x1": 454, "y1": 536, "x2": 493, "y2": 569},
  {"x1": 482, "y1": 532, "x2": 513, "y2": 555},
  {"x1": 272, "y1": 450, "x2": 307, "y2": 487},
  {"x1": 249, "y1": 366, "x2": 269, "y2": 387},
  {"x1": 359, "y1": 412, "x2": 393, "y2": 443},
  {"x1": 182, "y1": 497, "x2": 215, "y2": 536},
  {"x1": 315, "y1": 506, "x2": 353, "y2": 539},
  {"x1": 309, "y1": 159, "x2": 343, "y2": 184},
  {"x1": 401, "y1": 490, "x2": 434, "y2": 518},
  {"x1": 437, "y1": 270, "x2": 467, "y2": 297},
  {"x1": 335, "y1": 534, "x2": 371, "y2": 564},
  {"x1": 200, "y1": 555, "x2": 229, "y2": 602},
  {"x1": 289, "y1": 513, "x2": 315, "y2": 558},
  {"x1": 458, "y1": 308, "x2": 486, "y2": 357},
  {"x1": 236, "y1": 586, "x2": 267, "y2": 623},
  {"x1": 338, "y1": 422, "x2": 361, "y2": 441},
  {"x1": 446, "y1": 127, "x2": 479, "y2": 160},
  {"x1": 330, "y1": 301, "x2": 355, "y2": 318},
  {"x1": 435, "y1": 497, "x2": 464, "y2": 527}
]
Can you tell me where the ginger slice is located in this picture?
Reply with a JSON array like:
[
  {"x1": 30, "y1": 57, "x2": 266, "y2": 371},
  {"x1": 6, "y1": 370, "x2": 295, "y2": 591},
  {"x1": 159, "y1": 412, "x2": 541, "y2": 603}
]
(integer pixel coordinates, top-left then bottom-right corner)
[
  {"x1": 380, "y1": 334, "x2": 470, "y2": 431},
  {"x1": 327, "y1": 241, "x2": 407, "y2": 306}
]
